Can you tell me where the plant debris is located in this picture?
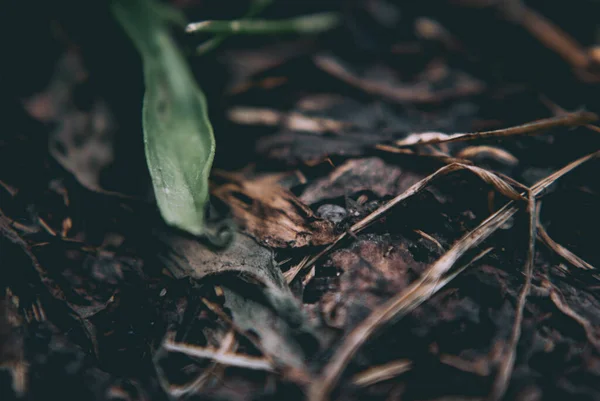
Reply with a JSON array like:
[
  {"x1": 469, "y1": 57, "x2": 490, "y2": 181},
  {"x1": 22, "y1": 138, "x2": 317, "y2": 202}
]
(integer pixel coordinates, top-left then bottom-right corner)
[{"x1": 2, "y1": 1, "x2": 600, "y2": 400}]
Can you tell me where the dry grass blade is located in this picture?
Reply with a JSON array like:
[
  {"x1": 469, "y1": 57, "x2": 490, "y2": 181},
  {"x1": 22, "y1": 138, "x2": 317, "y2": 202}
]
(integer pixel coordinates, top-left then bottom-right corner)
[
  {"x1": 375, "y1": 143, "x2": 472, "y2": 165},
  {"x1": 166, "y1": 331, "x2": 237, "y2": 397},
  {"x1": 284, "y1": 256, "x2": 310, "y2": 284},
  {"x1": 200, "y1": 297, "x2": 312, "y2": 384},
  {"x1": 531, "y1": 150, "x2": 600, "y2": 197},
  {"x1": 487, "y1": 193, "x2": 537, "y2": 401},
  {"x1": 545, "y1": 282, "x2": 600, "y2": 352},
  {"x1": 289, "y1": 163, "x2": 524, "y2": 283},
  {"x1": 414, "y1": 229, "x2": 445, "y2": 252},
  {"x1": 393, "y1": 111, "x2": 598, "y2": 147},
  {"x1": 304, "y1": 148, "x2": 598, "y2": 400},
  {"x1": 536, "y1": 205, "x2": 594, "y2": 270},
  {"x1": 228, "y1": 106, "x2": 350, "y2": 133},
  {"x1": 351, "y1": 360, "x2": 412, "y2": 387},
  {"x1": 163, "y1": 340, "x2": 274, "y2": 372},
  {"x1": 456, "y1": 146, "x2": 519, "y2": 166},
  {"x1": 307, "y1": 202, "x2": 511, "y2": 401},
  {"x1": 497, "y1": 0, "x2": 589, "y2": 70}
]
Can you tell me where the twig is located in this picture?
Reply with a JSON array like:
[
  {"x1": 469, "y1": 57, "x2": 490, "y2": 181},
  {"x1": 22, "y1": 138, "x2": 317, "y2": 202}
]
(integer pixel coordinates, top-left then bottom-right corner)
[{"x1": 393, "y1": 111, "x2": 598, "y2": 148}]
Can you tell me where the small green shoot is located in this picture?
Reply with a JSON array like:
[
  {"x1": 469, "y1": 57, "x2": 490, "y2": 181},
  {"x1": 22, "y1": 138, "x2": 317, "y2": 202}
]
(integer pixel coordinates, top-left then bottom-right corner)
[{"x1": 111, "y1": 0, "x2": 216, "y2": 237}]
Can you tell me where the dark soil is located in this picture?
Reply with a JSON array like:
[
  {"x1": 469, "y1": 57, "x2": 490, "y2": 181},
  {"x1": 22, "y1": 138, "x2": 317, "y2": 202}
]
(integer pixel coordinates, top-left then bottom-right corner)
[{"x1": 2, "y1": 1, "x2": 600, "y2": 401}]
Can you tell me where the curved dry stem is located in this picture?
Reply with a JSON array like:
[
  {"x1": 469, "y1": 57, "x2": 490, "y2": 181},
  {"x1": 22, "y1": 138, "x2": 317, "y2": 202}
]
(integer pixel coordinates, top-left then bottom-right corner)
[
  {"x1": 307, "y1": 202, "x2": 513, "y2": 401},
  {"x1": 536, "y1": 208, "x2": 594, "y2": 271},
  {"x1": 531, "y1": 150, "x2": 600, "y2": 197},
  {"x1": 487, "y1": 193, "x2": 537, "y2": 401},
  {"x1": 394, "y1": 111, "x2": 598, "y2": 148},
  {"x1": 289, "y1": 162, "x2": 525, "y2": 284},
  {"x1": 351, "y1": 360, "x2": 412, "y2": 388}
]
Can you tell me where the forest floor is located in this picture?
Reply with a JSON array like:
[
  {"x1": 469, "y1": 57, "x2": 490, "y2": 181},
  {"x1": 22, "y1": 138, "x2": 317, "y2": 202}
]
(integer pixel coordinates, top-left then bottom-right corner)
[{"x1": 2, "y1": 1, "x2": 600, "y2": 400}]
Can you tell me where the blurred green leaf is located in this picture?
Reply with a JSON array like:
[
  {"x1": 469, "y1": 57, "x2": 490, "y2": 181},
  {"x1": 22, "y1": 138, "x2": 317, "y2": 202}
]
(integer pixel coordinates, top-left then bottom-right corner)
[
  {"x1": 186, "y1": 12, "x2": 341, "y2": 35},
  {"x1": 192, "y1": 0, "x2": 274, "y2": 55},
  {"x1": 111, "y1": 0, "x2": 215, "y2": 236}
]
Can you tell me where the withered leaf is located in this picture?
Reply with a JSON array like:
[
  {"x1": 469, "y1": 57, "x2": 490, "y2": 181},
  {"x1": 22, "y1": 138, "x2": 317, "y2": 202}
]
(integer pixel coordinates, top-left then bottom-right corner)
[
  {"x1": 300, "y1": 157, "x2": 425, "y2": 205},
  {"x1": 159, "y1": 230, "x2": 319, "y2": 368},
  {"x1": 319, "y1": 234, "x2": 428, "y2": 329},
  {"x1": 212, "y1": 172, "x2": 335, "y2": 247}
]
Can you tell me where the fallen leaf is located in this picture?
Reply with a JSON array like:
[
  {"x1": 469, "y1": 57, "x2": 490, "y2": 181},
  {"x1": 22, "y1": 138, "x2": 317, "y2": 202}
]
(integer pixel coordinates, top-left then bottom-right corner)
[
  {"x1": 300, "y1": 157, "x2": 425, "y2": 205},
  {"x1": 158, "y1": 230, "x2": 319, "y2": 375},
  {"x1": 318, "y1": 234, "x2": 428, "y2": 329},
  {"x1": 213, "y1": 172, "x2": 335, "y2": 247}
]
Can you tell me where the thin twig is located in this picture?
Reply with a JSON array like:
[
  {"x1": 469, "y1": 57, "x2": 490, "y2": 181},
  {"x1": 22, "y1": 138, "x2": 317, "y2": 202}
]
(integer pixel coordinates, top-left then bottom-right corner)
[{"x1": 393, "y1": 111, "x2": 598, "y2": 148}]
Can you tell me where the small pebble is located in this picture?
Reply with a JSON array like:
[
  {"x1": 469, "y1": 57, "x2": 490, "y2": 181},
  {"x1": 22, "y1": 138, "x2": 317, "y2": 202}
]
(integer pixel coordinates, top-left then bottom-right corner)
[{"x1": 317, "y1": 204, "x2": 347, "y2": 224}]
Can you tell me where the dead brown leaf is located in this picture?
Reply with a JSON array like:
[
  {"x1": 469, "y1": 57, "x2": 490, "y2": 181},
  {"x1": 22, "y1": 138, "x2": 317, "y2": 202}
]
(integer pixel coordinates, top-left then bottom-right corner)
[
  {"x1": 300, "y1": 157, "x2": 424, "y2": 205},
  {"x1": 212, "y1": 171, "x2": 335, "y2": 247},
  {"x1": 320, "y1": 235, "x2": 429, "y2": 329}
]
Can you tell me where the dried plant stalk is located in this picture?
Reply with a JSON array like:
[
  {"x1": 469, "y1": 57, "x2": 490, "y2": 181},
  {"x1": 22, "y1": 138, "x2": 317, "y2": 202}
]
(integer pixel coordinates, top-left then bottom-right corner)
[
  {"x1": 488, "y1": 194, "x2": 537, "y2": 401},
  {"x1": 394, "y1": 112, "x2": 597, "y2": 148},
  {"x1": 351, "y1": 360, "x2": 412, "y2": 387},
  {"x1": 163, "y1": 340, "x2": 274, "y2": 372},
  {"x1": 290, "y1": 162, "x2": 524, "y2": 283}
]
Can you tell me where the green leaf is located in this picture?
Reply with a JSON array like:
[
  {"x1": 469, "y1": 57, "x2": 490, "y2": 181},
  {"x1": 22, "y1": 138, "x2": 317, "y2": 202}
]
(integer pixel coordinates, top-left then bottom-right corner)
[
  {"x1": 111, "y1": 0, "x2": 215, "y2": 236},
  {"x1": 186, "y1": 12, "x2": 341, "y2": 35}
]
